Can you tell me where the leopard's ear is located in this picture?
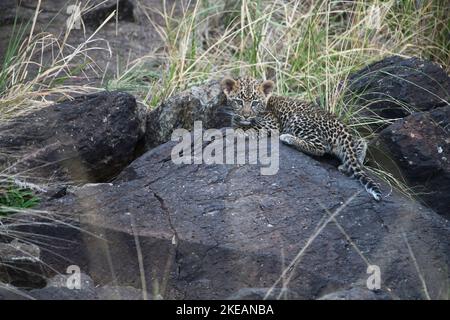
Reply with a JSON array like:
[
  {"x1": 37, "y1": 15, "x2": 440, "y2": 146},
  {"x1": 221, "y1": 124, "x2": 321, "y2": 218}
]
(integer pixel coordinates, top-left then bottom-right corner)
[
  {"x1": 221, "y1": 77, "x2": 237, "y2": 96},
  {"x1": 260, "y1": 80, "x2": 274, "y2": 98}
]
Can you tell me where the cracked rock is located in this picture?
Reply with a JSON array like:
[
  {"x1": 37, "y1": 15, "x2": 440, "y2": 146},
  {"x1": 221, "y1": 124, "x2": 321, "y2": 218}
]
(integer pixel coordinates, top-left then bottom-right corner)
[{"x1": 10, "y1": 130, "x2": 450, "y2": 299}]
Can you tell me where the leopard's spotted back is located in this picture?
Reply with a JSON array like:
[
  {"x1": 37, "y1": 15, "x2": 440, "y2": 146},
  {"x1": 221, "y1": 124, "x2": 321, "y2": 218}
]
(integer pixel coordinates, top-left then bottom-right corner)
[{"x1": 221, "y1": 76, "x2": 382, "y2": 201}]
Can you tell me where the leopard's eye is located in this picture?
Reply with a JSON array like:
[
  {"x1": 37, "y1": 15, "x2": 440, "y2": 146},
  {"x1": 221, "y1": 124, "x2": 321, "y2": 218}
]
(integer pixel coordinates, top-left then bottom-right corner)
[{"x1": 233, "y1": 99, "x2": 243, "y2": 108}]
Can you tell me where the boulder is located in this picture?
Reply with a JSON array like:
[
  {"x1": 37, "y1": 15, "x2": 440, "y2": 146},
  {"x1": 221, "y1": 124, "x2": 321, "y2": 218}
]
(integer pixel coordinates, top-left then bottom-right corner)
[
  {"x1": 145, "y1": 81, "x2": 230, "y2": 149},
  {"x1": 226, "y1": 288, "x2": 300, "y2": 300},
  {"x1": 82, "y1": 0, "x2": 135, "y2": 28},
  {"x1": 29, "y1": 273, "x2": 146, "y2": 300},
  {"x1": 345, "y1": 56, "x2": 450, "y2": 121},
  {"x1": 12, "y1": 131, "x2": 450, "y2": 299},
  {"x1": 0, "y1": 283, "x2": 33, "y2": 300},
  {"x1": 376, "y1": 106, "x2": 450, "y2": 219},
  {"x1": 0, "y1": 240, "x2": 48, "y2": 289},
  {"x1": 318, "y1": 287, "x2": 391, "y2": 300},
  {"x1": 0, "y1": 91, "x2": 146, "y2": 184},
  {"x1": 6, "y1": 0, "x2": 136, "y2": 28},
  {"x1": 0, "y1": 0, "x2": 20, "y2": 26},
  {"x1": 0, "y1": 273, "x2": 147, "y2": 300}
]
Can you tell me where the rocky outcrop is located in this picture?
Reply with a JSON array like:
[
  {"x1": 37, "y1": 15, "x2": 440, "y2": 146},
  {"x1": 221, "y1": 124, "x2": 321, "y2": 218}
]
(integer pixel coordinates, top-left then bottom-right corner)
[
  {"x1": 0, "y1": 91, "x2": 146, "y2": 184},
  {"x1": 345, "y1": 56, "x2": 450, "y2": 121},
  {"x1": 145, "y1": 81, "x2": 230, "y2": 149},
  {"x1": 377, "y1": 106, "x2": 450, "y2": 219},
  {"x1": 11, "y1": 132, "x2": 450, "y2": 299}
]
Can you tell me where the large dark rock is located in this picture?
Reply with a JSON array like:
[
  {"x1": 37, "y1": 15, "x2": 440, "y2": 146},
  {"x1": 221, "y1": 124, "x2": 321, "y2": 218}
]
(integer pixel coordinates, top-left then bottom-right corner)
[
  {"x1": 0, "y1": 0, "x2": 21, "y2": 26},
  {"x1": 6, "y1": 0, "x2": 136, "y2": 28},
  {"x1": 0, "y1": 273, "x2": 147, "y2": 300},
  {"x1": 28, "y1": 273, "x2": 146, "y2": 300},
  {"x1": 145, "y1": 81, "x2": 230, "y2": 149},
  {"x1": 12, "y1": 131, "x2": 450, "y2": 299},
  {"x1": 377, "y1": 106, "x2": 450, "y2": 219},
  {"x1": 83, "y1": 0, "x2": 135, "y2": 28},
  {"x1": 0, "y1": 91, "x2": 146, "y2": 184},
  {"x1": 0, "y1": 283, "x2": 32, "y2": 300},
  {"x1": 0, "y1": 240, "x2": 48, "y2": 289},
  {"x1": 318, "y1": 287, "x2": 391, "y2": 300},
  {"x1": 345, "y1": 56, "x2": 450, "y2": 121}
]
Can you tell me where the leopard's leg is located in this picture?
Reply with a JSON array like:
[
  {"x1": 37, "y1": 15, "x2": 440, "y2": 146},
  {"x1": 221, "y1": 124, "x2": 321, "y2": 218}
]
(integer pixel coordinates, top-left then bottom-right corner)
[
  {"x1": 338, "y1": 139, "x2": 382, "y2": 201},
  {"x1": 280, "y1": 134, "x2": 326, "y2": 156},
  {"x1": 337, "y1": 138, "x2": 367, "y2": 174},
  {"x1": 241, "y1": 115, "x2": 280, "y2": 138},
  {"x1": 242, "y1": 127, "x2": 259, "y2": 138},
  {"x1": 338, "y1": 163, "x2": 347, "y2": 174}
]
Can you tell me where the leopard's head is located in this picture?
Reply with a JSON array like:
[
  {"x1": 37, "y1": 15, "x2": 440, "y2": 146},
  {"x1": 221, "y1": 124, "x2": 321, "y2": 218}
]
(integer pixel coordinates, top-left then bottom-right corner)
[{"x1": 221, "y1": 76, "x2": 274, "y2": 127}]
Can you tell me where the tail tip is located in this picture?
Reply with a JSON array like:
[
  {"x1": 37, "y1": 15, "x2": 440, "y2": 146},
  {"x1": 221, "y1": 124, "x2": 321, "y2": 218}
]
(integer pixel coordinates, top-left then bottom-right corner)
[{"x1": 369, "y1": 189, "x2": 382, "y2": 201}]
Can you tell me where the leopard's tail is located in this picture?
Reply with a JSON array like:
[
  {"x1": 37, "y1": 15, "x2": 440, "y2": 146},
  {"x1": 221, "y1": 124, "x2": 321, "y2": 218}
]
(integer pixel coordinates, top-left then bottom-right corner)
[
  {"x1": 351, "y1": 165, "x2": 382, "y2": 201},
  {"x1": 339, "y1": 146, "x2": 382, "y2": 201}
]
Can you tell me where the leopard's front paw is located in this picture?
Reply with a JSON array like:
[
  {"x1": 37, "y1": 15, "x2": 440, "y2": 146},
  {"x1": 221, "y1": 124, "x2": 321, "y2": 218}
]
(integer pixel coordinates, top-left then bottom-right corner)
[
  {"x1": 279, "y1": 134, "x2": 296, "y2": 145},
  {"x1": 338, "y1": 164, "x2": 348, "y2": 174},
  {"x1": 244, "y1": 128, "x2": 258, "y2": 139}
]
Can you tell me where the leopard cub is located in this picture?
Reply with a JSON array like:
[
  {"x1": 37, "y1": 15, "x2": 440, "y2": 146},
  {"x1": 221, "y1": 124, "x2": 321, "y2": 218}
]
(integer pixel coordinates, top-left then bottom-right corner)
[{"x1": 221, "y1": 76, "x2": 382, "y2": 201}]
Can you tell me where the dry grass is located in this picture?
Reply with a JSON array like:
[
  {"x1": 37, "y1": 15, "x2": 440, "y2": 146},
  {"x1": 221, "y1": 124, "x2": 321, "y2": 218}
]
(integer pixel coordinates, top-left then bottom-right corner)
[
  {"x1": 120, "y1": 0, "x2": 449, "y2": 109},
  {"x1": 0, "y1": 2, "x2": 120, "y2": 291},
  {"x1": 0, "y1": 0, "x2": 114, "y2": 121}
]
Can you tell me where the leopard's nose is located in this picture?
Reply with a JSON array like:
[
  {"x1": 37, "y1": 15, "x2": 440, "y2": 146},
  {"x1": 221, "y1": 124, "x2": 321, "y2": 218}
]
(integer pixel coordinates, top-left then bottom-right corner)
[{"x1": 242, "y1": 110, "x2": 252, "y2": 118}]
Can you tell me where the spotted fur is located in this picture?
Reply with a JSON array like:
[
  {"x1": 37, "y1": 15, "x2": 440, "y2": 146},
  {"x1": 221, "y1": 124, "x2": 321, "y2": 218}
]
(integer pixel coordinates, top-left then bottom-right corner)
[{"x1": 221, "y1": 76, "x2": 382, "y2": 201}]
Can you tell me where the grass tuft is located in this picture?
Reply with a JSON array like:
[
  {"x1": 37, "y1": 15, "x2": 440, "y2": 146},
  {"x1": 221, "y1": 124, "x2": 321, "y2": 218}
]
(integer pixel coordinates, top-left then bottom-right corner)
[{"x1": 0, "y1": 182, "x2": 40, "y2": 216}]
